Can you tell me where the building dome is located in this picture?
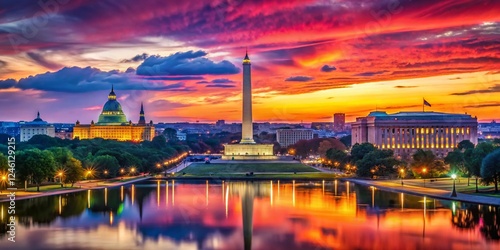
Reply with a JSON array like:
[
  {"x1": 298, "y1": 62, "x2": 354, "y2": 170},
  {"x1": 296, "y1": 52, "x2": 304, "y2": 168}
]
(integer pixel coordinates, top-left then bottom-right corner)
[
  {"x1": 32, "y1": 111, "x2": 44, "y2": 122},
  {"x1": 97, "y1": 86, "x2": 128, "y2": 125}
]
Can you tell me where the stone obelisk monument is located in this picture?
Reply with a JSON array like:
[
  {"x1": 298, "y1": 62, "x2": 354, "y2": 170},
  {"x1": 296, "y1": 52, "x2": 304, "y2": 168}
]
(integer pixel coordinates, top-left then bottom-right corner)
[
  {"x1": 222, "y1": 51, "x2": 275, "y2": 160},
  {"x1": 241, "y1": 51, "x2": 255, "y2": 144}
]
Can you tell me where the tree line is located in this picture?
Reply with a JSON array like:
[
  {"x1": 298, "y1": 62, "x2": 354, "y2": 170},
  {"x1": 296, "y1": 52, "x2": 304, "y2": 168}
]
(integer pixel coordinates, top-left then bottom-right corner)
[
  {"x1": 324, "y1": 139, "x2": 500, "y2": 192},
  {"x1": 0, "y1": 133, "x2": 189, "y2": 191}
]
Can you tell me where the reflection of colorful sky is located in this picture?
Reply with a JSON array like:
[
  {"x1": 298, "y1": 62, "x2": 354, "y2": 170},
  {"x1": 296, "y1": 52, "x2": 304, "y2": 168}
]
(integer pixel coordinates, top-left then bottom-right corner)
[
  {"x1": 1, "y1": 181, "x2": 499, "y2": 250},
  {"x1": 0, "y1": 1, "x2": 499, "y2": 123}
]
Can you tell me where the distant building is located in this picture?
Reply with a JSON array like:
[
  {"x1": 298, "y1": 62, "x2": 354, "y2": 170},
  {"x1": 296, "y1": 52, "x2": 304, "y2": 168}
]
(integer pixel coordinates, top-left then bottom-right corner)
[
  {"x1": 352, "y1": 111, "x2": 478, "y2": 157},
  {"x1": 55, "y1": 127, "x2": 73, "y2": 140},
  {"x1": 313, "y1": 130, "x2": 335, "y2": 139},
  {"x1": 176, "y1": 131, "x2": 187, "y2": 141},
  {"x1": 20, "y1": 112, "x2": 55, "y2": 142},
  {"x1": 277, "y1": 129, "x2": 314, "y2": 148},
  {"x1": 333, "y1": 113, "x2": 345, "y2": 132},
  {"x1": 216, "y1": 120, "x2": 225, "y2": 126},
  {"x1": 73, "y1": 86, "x2": 155, "y2": 141},
  {"x1": 311, "y1": 122, "x2": 333, "y2": 131},
  {"x1": 0, "y1": 122, "x2": 20, "y2": 137},
  {"x1": 479, "y1": 121, "x2": 500, "y2": 139}
]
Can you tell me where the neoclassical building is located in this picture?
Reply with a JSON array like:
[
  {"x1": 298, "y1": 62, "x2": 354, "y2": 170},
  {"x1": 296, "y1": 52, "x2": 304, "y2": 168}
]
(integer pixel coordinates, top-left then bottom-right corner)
[
  {"x1": 73, "y1": 87, "x2": 154, "y2": 141},
  {"x1": 20, "y1": 112, "x2": 55, "y2": 142},
  {"x1": 351, "y1": 111, "x2": 478, "y2": 157}
]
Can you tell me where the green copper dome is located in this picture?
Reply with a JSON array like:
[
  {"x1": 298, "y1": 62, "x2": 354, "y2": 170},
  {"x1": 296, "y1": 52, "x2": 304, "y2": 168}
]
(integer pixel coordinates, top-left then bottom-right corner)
[{"x1": 97, "y1": 86, "x2": 128, "y2": 125}]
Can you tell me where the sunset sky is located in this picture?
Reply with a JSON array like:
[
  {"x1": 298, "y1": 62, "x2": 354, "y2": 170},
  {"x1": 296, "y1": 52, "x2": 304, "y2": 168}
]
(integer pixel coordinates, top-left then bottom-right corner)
[{"x1": 0, "y1": 0, "x2": 499, "y2": 123}]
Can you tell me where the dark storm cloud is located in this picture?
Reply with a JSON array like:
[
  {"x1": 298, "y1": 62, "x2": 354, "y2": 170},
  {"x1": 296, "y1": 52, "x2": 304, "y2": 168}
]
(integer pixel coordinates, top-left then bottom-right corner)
[
  {"x1": 321, "y1": 65, "x2": 337, "y2": 72},
  {"x1": 136, "y1": 50, "x2": 240, "y2": 76},
  {"x1": 450, "y1": 84, "x2": 500, "y2": 96},
  {"x1": 0, "y1": 66, "x2": 189, "y2": 92},
  {"x1": 0, "y1": 78, "x2": 16, "y2": 88},
  {"x1": 463, "y1": 102, "x2": 500, "y2": 108},
  {"x1": 285, "y1": 76, "x2": 313, "y2": 82},
  {"x1": 26, "y1": 52, "x2": 63, "y2": 70},
  {"x1": 354, "y1": 71, "x2": 388, "y2": 77},
  {"x1": 398, "y1": 57, "x2": 500, "y2": 69},
  {"x1": 143, "y1": 76, "x2": 205, "y2": 81},
  {"x1": 121, "y1": 53, "x2": 149, "y2": 63},
  {"x1": 197, "y1": 78, "x2": 235, "y2": 84},
  {"x1": 205, "y1": 84, "x2": 236, "y2": 88},
  {"x1": 394, "y1": 85, "x2": 418, "y2": 88}
]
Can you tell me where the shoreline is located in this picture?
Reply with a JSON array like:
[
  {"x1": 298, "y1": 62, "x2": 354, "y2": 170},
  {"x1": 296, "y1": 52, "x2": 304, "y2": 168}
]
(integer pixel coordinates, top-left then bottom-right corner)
[
  {"x1": 0, "y1": 176, "x2": 152, "y2": 202},
  {"x1": 345, "y1": 178, "x2": 500, "y2": 206},
  {"x1": 4, "y1": 175, "x2": 498, "y2": 206}
]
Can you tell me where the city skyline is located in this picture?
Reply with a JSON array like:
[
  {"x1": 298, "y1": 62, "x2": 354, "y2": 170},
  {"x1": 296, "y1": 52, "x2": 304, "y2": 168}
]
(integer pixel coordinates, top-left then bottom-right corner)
[{"x1": 1, "y1": 1, "x2": 499, "y2": 123}]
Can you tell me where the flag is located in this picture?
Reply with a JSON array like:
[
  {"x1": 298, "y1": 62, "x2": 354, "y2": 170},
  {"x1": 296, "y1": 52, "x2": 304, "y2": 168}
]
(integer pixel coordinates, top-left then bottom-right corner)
[{"x1": 423, "y1": 99, "x2": 431, "y2": 107}]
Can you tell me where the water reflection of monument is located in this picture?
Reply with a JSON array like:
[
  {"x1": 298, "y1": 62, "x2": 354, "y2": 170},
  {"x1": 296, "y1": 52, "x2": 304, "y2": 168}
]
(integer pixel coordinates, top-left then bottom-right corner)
[{"x1": 228, "y1": 182, "x2": 270, "y2": 250}]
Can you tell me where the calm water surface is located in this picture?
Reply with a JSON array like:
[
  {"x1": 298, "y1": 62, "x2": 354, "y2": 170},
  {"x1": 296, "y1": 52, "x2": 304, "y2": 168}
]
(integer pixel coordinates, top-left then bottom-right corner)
[{"x1": 0, "y1": 180, "x2": 499, "y2": 250}]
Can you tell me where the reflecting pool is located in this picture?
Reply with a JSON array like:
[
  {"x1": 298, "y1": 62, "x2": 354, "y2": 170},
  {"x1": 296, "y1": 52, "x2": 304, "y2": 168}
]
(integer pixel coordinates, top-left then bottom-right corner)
[{"x1": 1, "y1": 180, "x2": 499, "y2": 250}]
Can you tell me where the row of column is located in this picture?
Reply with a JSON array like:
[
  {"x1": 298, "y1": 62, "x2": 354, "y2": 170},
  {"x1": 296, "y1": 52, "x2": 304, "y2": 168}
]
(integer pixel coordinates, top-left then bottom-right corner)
[{"x1": 378, "y1": 126, "x2": 472, "y2": 149}]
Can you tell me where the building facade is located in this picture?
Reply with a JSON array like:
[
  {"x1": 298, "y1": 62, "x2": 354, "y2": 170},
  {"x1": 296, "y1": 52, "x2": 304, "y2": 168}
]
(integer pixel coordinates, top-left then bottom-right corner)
[
  {"x1": 333, "y1": 113, "x2": 345, "y2": 132},
  {"x1": 73, "y1": 87, "x2": 154, "y2": 141},
  {"x1": 277, "y1": 129, "x2": 314, "y2": 148},
  {"x1": 351, "y1": 111, "x2": 478, "y2": 157},
  {"x1": 20, "y1": 112, "x2": 55, "y2": 142}
]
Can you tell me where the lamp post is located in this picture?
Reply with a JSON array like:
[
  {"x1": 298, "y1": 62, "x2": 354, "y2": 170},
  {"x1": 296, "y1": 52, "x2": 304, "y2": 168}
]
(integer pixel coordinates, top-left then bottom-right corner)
[
  {"x1": 422, "y1": 168, "x2": 427, "y2": 187},
  {"x1": 1, "y1": 175, "x2": 6, "y2": 193},
  {"x1": 58, "y1": 172, "x2": 64, "y2": 187},
  {"x1": 86, "y1": 170, "x2": 92, "y2": 181},
  {"x1": 400, "y1": 169, "x2": 405, "y2": 186},
  {"x1": 451, "y1": 174, "x2": 457, "y2": 197}
]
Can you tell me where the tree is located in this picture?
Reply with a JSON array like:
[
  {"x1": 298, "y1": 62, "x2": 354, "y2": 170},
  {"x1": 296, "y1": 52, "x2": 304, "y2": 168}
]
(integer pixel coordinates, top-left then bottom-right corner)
[
  {"x1": 410, "y1": 149, "x2": 446, "y2": 178},
  {"x1": 445, "y1": 149, "x2": 470, "y2": 184},
  {"x1": 291, "y1": 138, "x2": 346, "y2": 158},
  {"x1": 16, "y1": 149, "x2": 56, "y2": 191},
  {"x1": 356, "y1": 149, "x2": 399, "y2": 177},
  {"x1": 0, "y1": 153, "x2": 7, "y2": 173},
  {"x1": 64, "y1": 158, "x2": 84, "y2": 187},
  {"x1": 318, "y1": 140, "x2": 333, "y2": 158},
  {"x1": 466, "y1": 142, "x2": 496, "y2": 192},
  {"x1": 162, "y1": 128, "x2": 178, "y2": 141},
  {"x1": 350, "y1": 143, "x2": 376, "y2": 164},
  {"x1": 49, "y1": 147, "x2": 73, "y2": 169},
  {"x1": 340, "y1": 135, "x2": 352, "y2": 148},
  {"x1": 151, "y1": 135, "x2": 167, "y2": 149},
  {"x1": 481, "y1": 149, "x2": 500, "y2": 193},
  {"x1": 458, "y1": 140, "x2": 475, "y2": 151},
  {"x1": 92, "y1": 155, "x2": 120, "y2": 178},
  {"x1": 27, "y1": 135, "x2": 60, "y2": 149},
  {"x1": 325, "y1": 148, "x2": 349, "y2": 169}
]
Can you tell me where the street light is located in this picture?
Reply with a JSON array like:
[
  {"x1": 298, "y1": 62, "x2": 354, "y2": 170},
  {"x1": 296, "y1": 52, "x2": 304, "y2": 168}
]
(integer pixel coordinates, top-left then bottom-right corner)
[
  {"x1": 1, "y1": 175, "x2": 6, "y2": 193},
  {"x1": 58, "y1": 172, "x2": 64, "y2": 187},
  {"x1": 451, "y1": 174, "x2": 457, "y2": 197},
  {"x1": 131, "y1": 167, "x2": 136, "y2": 174},
  {"x1": 400, "y1": 169, "x2": 405, "y2": 186},
  {"x1": 86, "y1": 170, "x2": 92, "y2": 181},
  {"x1": 422, "y1": 168, "x2": 427, "y2": 187}
]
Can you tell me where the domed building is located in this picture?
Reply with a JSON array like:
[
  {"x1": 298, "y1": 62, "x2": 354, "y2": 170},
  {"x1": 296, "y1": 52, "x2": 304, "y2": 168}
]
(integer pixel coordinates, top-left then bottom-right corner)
[
  {"x1": 20, "y1": 112, "x2": 55, "y2": 142},
  {"x1": 73, "y1": 86, "x2": 155, "y2": 141}
]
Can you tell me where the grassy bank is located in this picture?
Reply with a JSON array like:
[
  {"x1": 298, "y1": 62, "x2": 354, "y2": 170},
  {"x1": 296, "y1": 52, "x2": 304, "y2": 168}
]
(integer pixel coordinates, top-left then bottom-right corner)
[
  {"x1": 178, "y1": 163, "x2": 320, "y2": 175},
  {"x1": 173, "y1": 172, "x2": 339, "y2": 180},
  {"x1": 169, "y1": 162, "x2": 341, "y2": 180}
]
